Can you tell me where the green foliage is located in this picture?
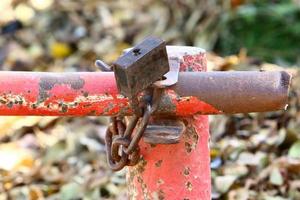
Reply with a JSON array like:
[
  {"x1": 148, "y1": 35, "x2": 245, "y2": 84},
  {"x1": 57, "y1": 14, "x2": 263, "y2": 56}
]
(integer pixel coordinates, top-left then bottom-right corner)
[
  {"x1": 216, "y1": 3, "x2": 300, "y2": 64},
  {"x1": 249, "y1": 0, "x2": 292, "y2": 6}
]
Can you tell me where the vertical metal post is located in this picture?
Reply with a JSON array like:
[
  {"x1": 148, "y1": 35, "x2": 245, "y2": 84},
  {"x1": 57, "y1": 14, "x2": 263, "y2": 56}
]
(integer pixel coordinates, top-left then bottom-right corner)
[{"x1": 127, "y1": 47, "x2": 211, "y2": 199}]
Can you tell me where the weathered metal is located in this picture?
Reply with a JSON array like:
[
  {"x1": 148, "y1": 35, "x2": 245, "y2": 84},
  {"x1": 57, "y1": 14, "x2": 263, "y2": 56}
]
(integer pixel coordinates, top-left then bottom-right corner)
[
  {"x1": 172, "y1": 71, "x2": 291, "y2": 114},
  {"x1": 95, "y1": 59, "x2": 112, "y2": 72},
  {"x1": 153, "y1": 57, "x2": 180, "y2": 88},
  {"x1": 143, "y1": 118, "x2": 186, "y2": 144},
  {"x1": 127, "y1": 46, "x2": 211, "y2": 199},
  {"x1": 113, "y1": 36, "x2": 169, "y2": 98},
  {"x1": 106, "y1": 116, "x2": 142, "y2": 171},
  {"x1": 0, "y1": 71, "x2": 290, "y2": 116},
  {"x1": 106, "y1": 86, "x2": 164, "y2": 171}
]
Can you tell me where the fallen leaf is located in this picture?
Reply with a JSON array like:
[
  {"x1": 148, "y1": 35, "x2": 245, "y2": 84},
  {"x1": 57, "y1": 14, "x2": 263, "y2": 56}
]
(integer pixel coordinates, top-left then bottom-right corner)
[
  {"x1": 0, "y1": 142, "x2": 35, "y2": 171},
  {"x1": 215, "y1": 175, "x2": 237, "y2": 194},
  {"x1": 288, "y1": 140, "x2": 300, "y2": 159},
  {"x1": 269, "y1": 167, "x2": 284, "y2": 186}
]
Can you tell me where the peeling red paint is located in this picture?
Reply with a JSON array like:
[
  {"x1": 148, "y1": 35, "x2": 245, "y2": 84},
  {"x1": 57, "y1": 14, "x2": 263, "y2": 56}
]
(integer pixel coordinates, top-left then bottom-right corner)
[
  {"x1": 127, "y1": 48, "x2": 211, "y2": 200},
  {"x1": 0, "y1": 72, "x2": 220, "y2": 117},
  {"x1": 0, "y1": 71, "x2": 289, "y2": 116},
  {"x1": 180, "y1": 53, "x2": 206, "y2": 72}
]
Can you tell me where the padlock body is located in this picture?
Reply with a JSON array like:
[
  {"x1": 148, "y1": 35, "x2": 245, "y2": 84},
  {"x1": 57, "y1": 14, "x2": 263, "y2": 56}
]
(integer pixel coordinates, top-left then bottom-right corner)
[{"x1": 113, "y1": 36, "x2": 169, "y2": 98}]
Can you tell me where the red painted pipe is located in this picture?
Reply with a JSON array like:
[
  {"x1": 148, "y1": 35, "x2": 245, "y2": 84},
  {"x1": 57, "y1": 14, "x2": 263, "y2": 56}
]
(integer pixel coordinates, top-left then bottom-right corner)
[
  {"x1": 0, "y1": 71, "x2": 289, "y2": 116},
  {"x1": 127, "y1": 47, "x2": 211, "y2": 199}
]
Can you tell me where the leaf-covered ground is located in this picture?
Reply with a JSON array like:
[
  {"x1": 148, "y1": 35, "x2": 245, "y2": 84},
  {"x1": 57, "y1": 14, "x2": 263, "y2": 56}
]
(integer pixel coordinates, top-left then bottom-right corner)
[{"x1": 0, "y1": 0, "x2": 299, "y2": 199}]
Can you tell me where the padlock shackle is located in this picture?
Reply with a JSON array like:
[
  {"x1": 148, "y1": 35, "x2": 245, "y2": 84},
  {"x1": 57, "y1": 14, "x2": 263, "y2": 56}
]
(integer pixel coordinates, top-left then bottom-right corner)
[{"x1": 0, "y1": 71, "x2": 290, "y2": 116}]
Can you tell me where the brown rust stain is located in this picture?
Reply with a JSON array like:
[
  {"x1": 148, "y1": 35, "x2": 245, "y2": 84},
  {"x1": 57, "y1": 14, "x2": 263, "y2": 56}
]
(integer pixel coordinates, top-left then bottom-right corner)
[
  {"x1": 183, "y1": 120, "x2": 199, "y2": 153},
  {"x1": 183, "y1": 166, "x2": 190, "y2": 176},
  {"x1": 82, "y1": 91, "x2": 89, "y2": 97},
  {"x1": 152, "y1": 189, "x2": 165, "y2": 200},
  {"x1": 185, "y1": 181, "x2": 193, "y2": 191},
  {"x1": 127, "y1": 157, "x2": 150, "y2": 200},
  {"x1": 0, "y1": 99, "x2": 7, "y2": 104},
  {"x1": 0, "y1": 94, "x2": 26, "y2": 109},
  {"x1": 88, "y1": 110, "x2": 97, "y2": 115},
  {"x1": 7, "y1": 101, "x2": 13, "y2": 108},
  {"x1": 137, "y1": 176, "x2": 151, "y2": 200},
  {"x1": 61, "y1": 104, "x2": 68, "y2": 113},
  {"x1": 128, "y1": 158, "x2": 166, "y2": 200},
  {"x1": 155, "y1": 160, "x2": 163, "y2": 168},
  {"x1": 154, "y1": 92, "x2": 176, "y2": 115},
  {"x1": 185, "y1": 142, "x2": 192, "y2": 153},
  {"x1": 157, "y1": 178, "x2": 164, "y2": 186},
  {"x1": 103, "y1": 102, "x2": 115, "y2": 114},
  {"x1": 158, "y1": 189, "x2": 165, "y2": 200}
]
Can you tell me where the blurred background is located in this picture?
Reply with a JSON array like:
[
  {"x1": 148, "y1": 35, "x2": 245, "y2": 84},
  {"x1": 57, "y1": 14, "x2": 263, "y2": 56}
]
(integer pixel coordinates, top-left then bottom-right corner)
[{"x1": 0, "y1": 0, "x2": 299, "y2": 199}]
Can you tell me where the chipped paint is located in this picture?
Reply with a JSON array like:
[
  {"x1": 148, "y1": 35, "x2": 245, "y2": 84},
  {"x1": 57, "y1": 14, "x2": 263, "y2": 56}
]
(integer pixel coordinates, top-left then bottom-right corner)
[
  {"x1": 127, "y1": 48, "x2": 212, "y2": 200},
  {"x1": 38, "y1": 74, "x2": 85, "y2": 104},
  {"x1": 185, "y1": 181, "x2": 193, "y2": 191},
  {"x1": 0, "y1": 71, "x2": 290, "y2": 116},
  {"x1": 183, "y1": 167, "x2": 190, "y2": 176},
  {"x1": 155, "y1": 160, "x2": 163, "y2": 168}
]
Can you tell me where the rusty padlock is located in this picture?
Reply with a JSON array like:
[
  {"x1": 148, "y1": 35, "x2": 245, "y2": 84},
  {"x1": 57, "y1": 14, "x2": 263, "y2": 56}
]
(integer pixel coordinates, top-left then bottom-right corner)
[{"x1": 113, "y1": 36, "x2": 170, "y2": 99}]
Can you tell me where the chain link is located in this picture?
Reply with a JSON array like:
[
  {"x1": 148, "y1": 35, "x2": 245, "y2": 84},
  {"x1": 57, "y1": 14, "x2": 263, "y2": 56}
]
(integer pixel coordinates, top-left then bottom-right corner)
[{"x1": 105, "y1": 88, "x2": 163, "y2": 171}]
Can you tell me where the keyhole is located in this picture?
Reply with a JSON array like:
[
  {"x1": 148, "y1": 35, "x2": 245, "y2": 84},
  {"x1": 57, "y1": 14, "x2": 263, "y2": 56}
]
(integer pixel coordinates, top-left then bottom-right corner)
[{"x1": 133, "y1": 48, "x2": 141, "y2": 56}]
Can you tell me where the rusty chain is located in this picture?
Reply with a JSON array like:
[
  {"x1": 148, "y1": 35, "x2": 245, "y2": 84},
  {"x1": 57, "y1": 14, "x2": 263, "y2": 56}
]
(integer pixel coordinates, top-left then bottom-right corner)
[{"x1": 105, "y1": 88, "x2": 163, "y2": 171}]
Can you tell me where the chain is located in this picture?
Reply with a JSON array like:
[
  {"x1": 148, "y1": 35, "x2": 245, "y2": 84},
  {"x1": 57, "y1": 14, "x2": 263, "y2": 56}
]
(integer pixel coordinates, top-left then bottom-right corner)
[{"x1": 105, "y1": 88, "x2": 163, "y2": 171}]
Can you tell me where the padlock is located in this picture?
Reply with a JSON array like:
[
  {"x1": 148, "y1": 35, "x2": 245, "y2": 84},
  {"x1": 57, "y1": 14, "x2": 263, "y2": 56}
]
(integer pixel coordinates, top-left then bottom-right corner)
[{"x1": 113, "y1": 36, "x2": 169, "y2": 98}]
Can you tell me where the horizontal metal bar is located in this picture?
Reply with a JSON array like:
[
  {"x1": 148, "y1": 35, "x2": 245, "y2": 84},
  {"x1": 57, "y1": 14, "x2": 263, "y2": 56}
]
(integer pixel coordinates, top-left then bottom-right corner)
[
  {"x1": 172, "y1": 71, "x2": 291, "y2": 114},
  {"x1": 0, "y1": 71, "x2": 290, "y2": 116}
]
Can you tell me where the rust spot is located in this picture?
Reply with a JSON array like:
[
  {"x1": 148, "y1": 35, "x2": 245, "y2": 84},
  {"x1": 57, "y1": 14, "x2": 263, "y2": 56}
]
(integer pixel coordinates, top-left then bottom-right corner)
[
  {"x1": 185, "y1": 181, "x2": 193, "y2": 191},
  {"x1": 88, "y1": 110, "x2": 96, "y2": 115},
  {"x1": 155, "y1": 160, "x2": 163, "y2": 168},
  {"x1": 183, "y1": 167, "x2": 190, "y2": 176},
  {"x1": 183, "y1": 123, "x2": 199, "y2": 152},
  {"x1": 158, "y1": 189, "x2": 165, "y2": 200},
  {"x1": 61, "y1": 104, "x2": 68, "y2": 113},
  {"x1": 0, "y1": 99, "x2": 7, "y2": 104},
  {"x1": 137, "y1": 176, "x2": 143, "y2": 183},
  {"x1": 137, "y1": 158, "x2": 147, "y2": 173},
  {"x1": 157, "y1": 179, "x2": 164, "y2": 186},
  {"x1": 83, "y1": 91, "x2": 89, "y2": 97},
  {"x1": 185, "y1": 142, "x2": 192, "y2": 153},
  {"x1": 137, "y1": 176, "x2": 150, "y2": 200},
  {"x1": 155, "y1": 92, "x2": 176, "y2": 114},
  {"x1": 13, "y1": 99, "x2": 23, "y2": 105},
  {"x1": 127, "y1": 157, "x2": 149, "y2": 199},
  {"x1": 7, "y1": 101, "x2": 13, "y2": 108},
  {"x1": 103, "y1": 102, "x2": 115, "y2": 114},
  {"x1": 152, "y1": 189, "x2": 166, "y2": 200}
]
